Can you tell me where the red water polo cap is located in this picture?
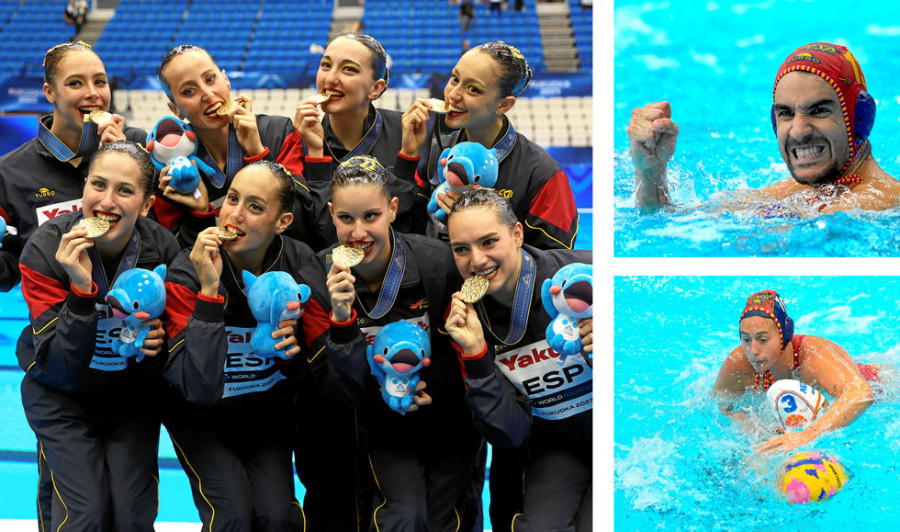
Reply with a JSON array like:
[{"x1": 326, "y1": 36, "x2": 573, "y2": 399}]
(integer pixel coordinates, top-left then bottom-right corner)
[{"x1": 773, "y1": 42, "x2": 871, "y2": 166}]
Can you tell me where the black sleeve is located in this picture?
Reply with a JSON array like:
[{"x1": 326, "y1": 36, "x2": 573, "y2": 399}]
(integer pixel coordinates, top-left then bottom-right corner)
[
  {"x1": 0, "y1": 243, "x2": 22, "y2": 291},
  {"x1": 312, "y1": 319, "x2": 376, "y2": 407},
  {"x1": 461, "y1": 348, "x2": 533, "y2": 448},
  {"x1": 162, "y1": 252, "x2": 227, "y2": 406},
  {"x1": 17, "y1": 224, "x2": 100, "y2": 392}
]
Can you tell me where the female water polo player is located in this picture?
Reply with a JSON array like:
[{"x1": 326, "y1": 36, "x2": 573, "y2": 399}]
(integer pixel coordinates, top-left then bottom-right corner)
[{"x1": 713, "y1": 289, "x2": 877, "y2": 456}]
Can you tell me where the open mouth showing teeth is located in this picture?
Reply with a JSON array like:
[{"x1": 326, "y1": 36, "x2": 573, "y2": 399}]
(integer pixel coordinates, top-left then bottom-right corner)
[
  {"x1": 475, "y1": 266, "x2": 498, "y2": 277},
  {"x1": 792, "y1": 146, "x2": 825, "y2": 160},
  {"x1": 225, "y1": 224, "x2": 247, "y2": 237},
  {"x1": 204, "y1": 102, "x2": 225, "y2": 117},
  {"x1": 325, "y1": 90, "x2": 343, "y2": 99},
  {"x1": 93, "y1": 211, "x2": 121, "y2": 224},
  {"x1": 352, "y1": 242, "x2": 374, "y2": 251},
  {"x1": 79, "y1": 106, "x2": 102, "y2": 115}
]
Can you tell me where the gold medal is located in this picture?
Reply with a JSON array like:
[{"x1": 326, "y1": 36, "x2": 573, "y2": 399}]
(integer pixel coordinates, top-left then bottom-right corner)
[
  {"x1": 216, "y1": 99, "x2": 237, "y2": 116},
  {"x1": 88, "y1": 110, "x2": 113, "y2": 125},
  {"x1": 216, "y1": 226, "x2": 239, "y2": 240},
  {"x1": 311, "y1": 93, "x2": 330, "y2": 105},
  {"x1": 423, "y1": 98, "x2": 451, "y2": 114},
  {"x1": 332, "y1": 245, "x2": 365, "y2": 267},
  {"x1": 460, "y1": 275, "x2": 489, "y2": 303},
  {"x1": 77, "y1": 217, "x2": 110, "y2": 239}
]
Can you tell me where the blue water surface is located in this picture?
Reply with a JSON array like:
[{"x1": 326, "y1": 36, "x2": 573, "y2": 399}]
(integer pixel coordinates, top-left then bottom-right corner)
[
  {"x1": 614, "y1": 1, "x2": 900, "y2": 256},
  {"x1": 614, "y1": 276, "x2": 900, "y2": 529}
]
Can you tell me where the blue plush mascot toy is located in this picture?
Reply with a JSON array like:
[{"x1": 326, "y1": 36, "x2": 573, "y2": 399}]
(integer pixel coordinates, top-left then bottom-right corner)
[
  {"x1": 541, "y1": 263, "x2": 593, "y2": 365},
  {"x1": 0, "y1": 216, "x2": 15, "y2": 248},
  {"x1": 367, "y1": 320, "x2": 431, "y2": 415},
  {"x1": 242, "y1": 270, "x2": 311, "y2": 360},
  {"x1": 106, "y1": 265, "x2": 167, "y2": 362},
  {"x1": 427, "y1": 141, "x2": 499, "y2": 222},
  {"x1": 146, "y1": 116, "x2": 216, "y2": 197}
]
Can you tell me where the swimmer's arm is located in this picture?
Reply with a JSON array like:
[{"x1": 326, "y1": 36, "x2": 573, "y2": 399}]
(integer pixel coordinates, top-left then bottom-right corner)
[
  {"x1": 818, "y1": 178, "x2": 900, "y2": 213},
  {"x1": 757, "y1": 337, "x2": 873, "y2": 456},
  {"x1": 628, "y1": 102, "x2": 678, "y2": 212},
  {"x1": 712, "y1": 347, "x2": 755, "y2": 424},
  {"x1": 801, "y1": 337, "x2": 874, "y2": 436}
]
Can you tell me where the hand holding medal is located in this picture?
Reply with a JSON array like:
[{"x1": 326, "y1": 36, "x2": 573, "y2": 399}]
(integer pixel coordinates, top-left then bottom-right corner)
[
  {"x1": 293, "y1": 95, "x2": 327, "y2": 156},
  {"x1": 89, "y1": 111, "x2": 127, "y2": 148},
  {"x1": 56, "y1": 220, "x2": 99, "y2": 293},
  {"x1": 223, "y1": 96, "x2": 267, "y2": 159},
  {"x1": 400, "y1": 98, "x2": 446, "y2": 158},
  {"x1": 326, "y1": 258, "x2": 358, "y2": 323},
  {"x1": 445, "y1": 291, "x2": 487, "y2": 357},
  {"x1": 190, "y1": 226, "x2": 225, "y2": 298}
]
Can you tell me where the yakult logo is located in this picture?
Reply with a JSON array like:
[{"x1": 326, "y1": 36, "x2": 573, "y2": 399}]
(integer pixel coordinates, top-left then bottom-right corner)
[{"x1": 36, "y1": 198, "x2": 82, "y2": 226}]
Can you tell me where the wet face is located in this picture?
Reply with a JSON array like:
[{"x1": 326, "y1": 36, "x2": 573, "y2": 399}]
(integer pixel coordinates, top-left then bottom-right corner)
[
  {"x1": 773, "y1": 71, "x2": 851, "y2": 185},
  {"x1": 43, "y1": 50, "x2": 110, "y2": 134},
  {"x1": 218, "y1": 166, "x2": 292, "y2": 255},
  {"x1": 163, "y1": 49, "x2": 232, "y2": 129},
  {"x1": 443, "y1": 49, "x2": 515, "y2": 131},
  {"x1": 328, "y1": 183, "x2": 397, "y2": 269},
  {"x1": 448, "y1": 206, "x2": 523, "y2": 297},
  {"x1": 739, "y1": 316, "x2": 783, "y2": 373},
  {"x1": 81, "y1": 152, "x2": 154, "y2": 251},
  {"x1": 316, "y1": 37, "x2": 385, "y2": 115}
]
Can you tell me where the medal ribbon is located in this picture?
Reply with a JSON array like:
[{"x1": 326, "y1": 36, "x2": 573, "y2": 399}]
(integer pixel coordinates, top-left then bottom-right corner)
[
  {"x1": 502, "y1": 249, "x2": 535, "y2": 345},
  {"x1": 314, "y1": 109, "x2": 384, "y2": 162},
  {"x1": 37, "y1": 115, "x2": 99, "y2": 162},
  {"x1": 357, "y1": 228, "x2": 406, "y2": 320},
  {"x1": 479, "y1": 249, "x2": 535, "y2": 345},
  {"x1": 200, "y1": 125, "x2": 244, "y2": 189},
  {"x1": 417, "y1": 112, "x2": 444, "y2": 184},
  {"x1": 86, "y1": 223, "x2": 142, "y2": 299}
]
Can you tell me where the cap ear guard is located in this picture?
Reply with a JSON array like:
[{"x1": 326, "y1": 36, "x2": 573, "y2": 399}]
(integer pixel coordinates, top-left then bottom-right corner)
[
  {"x1": 854, "y1": 90, "x2": 875, "y2": 143},
  {"x1": 781, "y1": 315, "x2": 794, "y2": 348},
  {"x1": 770, "y1": 104, "x2": 777, "y2": 135}
]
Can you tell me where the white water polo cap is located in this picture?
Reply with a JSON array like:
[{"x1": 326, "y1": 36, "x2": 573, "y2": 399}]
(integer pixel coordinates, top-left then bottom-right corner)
[{"x1": 766, "y1": 379, "x2": 826, "y2": 433}]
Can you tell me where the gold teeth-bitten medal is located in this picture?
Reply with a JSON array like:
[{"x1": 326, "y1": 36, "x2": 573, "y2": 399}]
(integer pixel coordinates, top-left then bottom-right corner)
[
  {"x1": 77, "y1": 217, "x2": 110, "y2": 239},
  {"x1": 332, "y1": 245, "x2": 365, "y2": 267},
  {"x1": 460, "y1": 275, "x2": 489, "y2": 303}
]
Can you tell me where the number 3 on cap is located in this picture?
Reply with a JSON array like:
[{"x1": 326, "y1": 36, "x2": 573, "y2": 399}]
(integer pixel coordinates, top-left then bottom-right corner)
[{"x1": 779, "y1": 395, "x2": 797, "y2": 413}]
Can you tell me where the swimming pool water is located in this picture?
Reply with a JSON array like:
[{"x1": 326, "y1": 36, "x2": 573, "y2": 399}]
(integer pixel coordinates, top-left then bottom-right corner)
[
  {"x1": 614, "y1": 276, "x2": 900, "y2": 529},
  {"x1": 614, "y1": 1, "x2": 900, "y2": 256}
]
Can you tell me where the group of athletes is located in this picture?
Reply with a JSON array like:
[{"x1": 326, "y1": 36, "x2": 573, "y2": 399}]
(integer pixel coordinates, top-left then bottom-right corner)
[{"x1": 0, "y1": 32, "x2": 592, "y2": 532}]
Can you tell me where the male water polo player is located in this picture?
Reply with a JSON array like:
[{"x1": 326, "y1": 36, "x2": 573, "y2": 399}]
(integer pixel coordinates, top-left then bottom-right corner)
[
  {"x1": 712, "y1": 290, "x2": 876, "y2": 456},
  {"x1": 628, "y1": 42, "x2": 900, "y2": 213}
]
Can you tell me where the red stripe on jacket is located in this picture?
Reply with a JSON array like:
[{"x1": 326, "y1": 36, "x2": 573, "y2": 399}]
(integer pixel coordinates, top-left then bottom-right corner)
[
  {"x1": 164, "y1": 282, "x2": 198, "y2": 339},
  {"x1": 301, "y1": 298, "x2": 330, "y2": 348},
  {"x1": 20, "y1": 263, "x2": 70, "y2": 320},
  {"x1": 529, "y1": 170, "x2": 577, "y2": 232},
  {"x1": 276, "y1": 131, "x2": 307, "y2": 177}
]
